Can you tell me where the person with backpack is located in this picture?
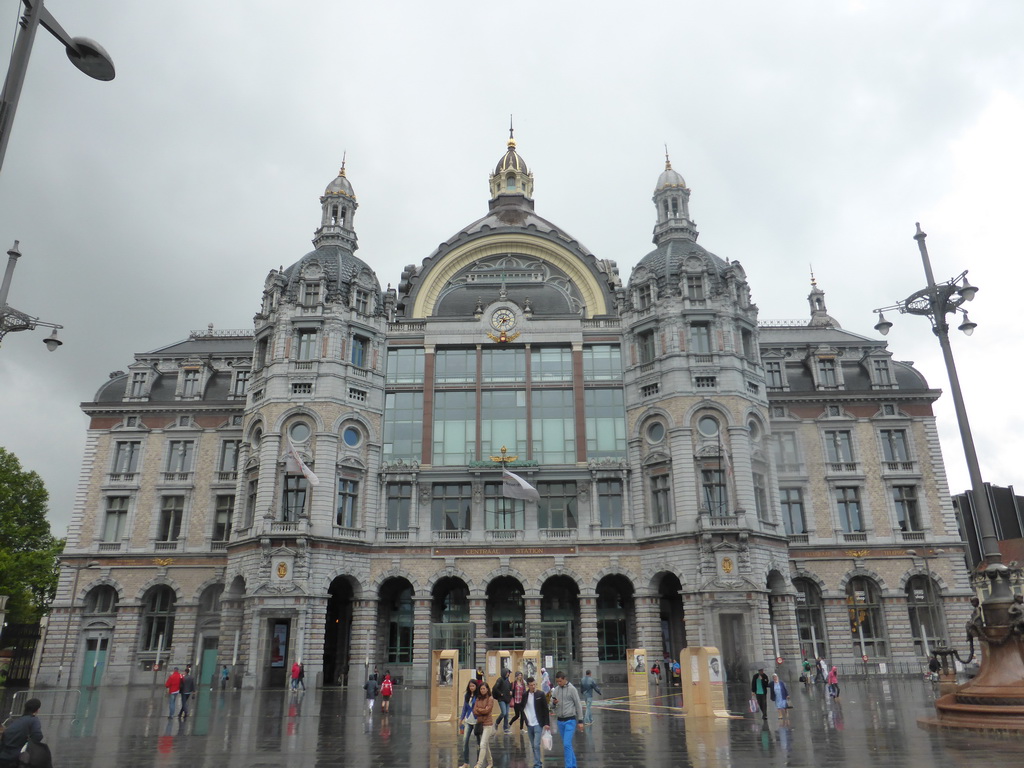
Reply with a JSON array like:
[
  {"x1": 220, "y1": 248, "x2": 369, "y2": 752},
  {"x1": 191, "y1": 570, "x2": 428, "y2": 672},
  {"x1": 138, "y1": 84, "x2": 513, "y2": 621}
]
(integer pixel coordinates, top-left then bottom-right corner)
[
  {"x1": 492, "y1": 668, "x2": 512, "y2": 734},
  {"x1": 364, "y1": 672, "x2": 379, "y2": 711},
  {"x1": 381, "y1": 671, "x2": 394, "y2": 713},
  {"x1": 0, "y1": 697, "x2": 44, "y2": 768}
]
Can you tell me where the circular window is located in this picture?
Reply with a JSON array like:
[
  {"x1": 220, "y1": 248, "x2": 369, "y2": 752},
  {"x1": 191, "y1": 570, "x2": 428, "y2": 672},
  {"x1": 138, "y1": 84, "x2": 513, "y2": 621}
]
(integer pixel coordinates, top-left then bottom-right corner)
[
  {"x1": 647, "y1": 422, "x2": 665, "y2": 443},
  {"x1": 289, "y1": 422, "x2": 311, "y2": 443},
  {"x1": 342, "y1": 426, "x2": 361, "y2": 447},
  {"x1": 748, "y1": 420, "x2": 761, "y2": 441},
  {"x1": 697, "y1": 416, "x2": 720, "y2": 437}
]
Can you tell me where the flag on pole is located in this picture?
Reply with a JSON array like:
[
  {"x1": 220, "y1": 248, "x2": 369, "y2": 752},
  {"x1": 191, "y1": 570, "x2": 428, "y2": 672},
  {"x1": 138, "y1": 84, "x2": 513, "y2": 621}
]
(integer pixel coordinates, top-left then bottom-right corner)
[
  {"x1": 287, "y1": 440, "x2": 320, "y2": 486},
  {"x1": 502, "y1": 469, "x2": 539, "y2": 501}
]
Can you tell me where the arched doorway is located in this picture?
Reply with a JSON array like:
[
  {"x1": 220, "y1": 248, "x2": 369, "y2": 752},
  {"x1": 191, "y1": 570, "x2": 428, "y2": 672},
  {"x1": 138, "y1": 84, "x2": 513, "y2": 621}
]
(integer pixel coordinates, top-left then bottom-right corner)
[
  {"x1": 655, "y1": 572, "x2": 685, "y2": 667},
  {"x1": 595, "y1": 575, "x2": 635, "y2": 666},
  {"x1": 540, "y1": 576, "x2": 580, "y2": 674},
  {"x1": 195, "y1": 583, "x2": 224, "y2": 687},
  {"x1": 486, "y1": 576, "x2": 525, "y2": 640},
  {"x1": 432, "y1": 577, "x2": 472, "y2": 669},
  {"x1": 793, "y1": 578, "x2": 828, "y2": 661},
  {"x1": 379, "y1": 578, "x2": 415, "y2": 675},
  {"x1": 324, "y1": 576, "x2": 355, "y2": 685}
]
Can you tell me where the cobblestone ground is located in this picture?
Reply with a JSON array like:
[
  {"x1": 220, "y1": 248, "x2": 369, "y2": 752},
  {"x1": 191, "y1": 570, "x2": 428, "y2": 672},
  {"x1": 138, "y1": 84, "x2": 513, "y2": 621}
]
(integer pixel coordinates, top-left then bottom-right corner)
[{"x1": 1, "y1": 677, "x2": 1020, "y2": 767}]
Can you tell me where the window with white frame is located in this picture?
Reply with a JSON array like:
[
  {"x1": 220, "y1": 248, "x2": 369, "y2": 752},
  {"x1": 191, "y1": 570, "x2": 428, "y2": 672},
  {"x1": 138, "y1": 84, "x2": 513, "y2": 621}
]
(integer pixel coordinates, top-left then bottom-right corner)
[
  {"x1": 164, "y1": 441, "x2": 194, "y2": 476},
  {"x1": 232, "y1": 369, "x2": 250, "y2": 396},
  {"x1": 336, "y1": 476, "x2": 359, "y2": 528},
  {"x1": 765, "y1": 361, "x2": 784, "y2": 388},
  {"x1": 181, "y1": 369, "x2": 200, "y2": 397},
  {"x1": 214, "y1": 495, "x2": 233, "y2": 541},
  {"x1": 538, "y1": 481, "x2": 578, "y2": 529},
  {"x1": 103, "y1": 496, "x2": 129, "y2": 541},
  {"x1": 637, "y1": 330, "x2": 656, "y2": 364},
  {"x1": 781, "y1": 488, "x2": 806, "y2": 535},
  {"x1": 112, "y1": 441, "x2": 141, "y2": 476},
  {"x1": 774, "y1": 432, "x2": 800, "y2": 472},
  {"x1": 158, "y1": 496, "x2": 184, "y2": 541},
  {"x1": 351, "y1": 335, "x2": 369, "y2": 367},
  {"x1": 219, "y1": 440, "x2": 240, "y2": 479},
  {"x1": 753, "y1": 470, "x2": 769, "y2": 521},
  {"x1": 701, "y1": 465, "x2": 728, "y2": 515},
  {"x1": 484, "y1": 481, "x2": 523, "y2": 530},
  {"x1": 301, "y1": 281, "x2": 321, "y2": 306},
  {"x1": 297, "y1": 329, "x2": 318, "y2": 361},
  {"x1": 880, "y1": 429, "x2": 910, "y2": 462},
  {"x1": 685, "y1": 275, "x2": 704, "y2": 301},
  {"x1": 689, "y1": 322, "x2": 712, "y2": 355},
  {"x1": 636, "y1": 284, "x2": 653, "y2": 310},
  {"x1": 835, "y1": 486, "x2": 864, "y2": 532},
  {"x1": 824, "y1": 430, "x2": 854, "y2": 464},
  {"x1": 282, "y1": 475, "x2": 308, "y2": 522},
  {"x1": 385, "y1": 482, "x2": 411, "y2": 530},
  {"x1": 872, "y1": 358, "x2": 893, "y2": 386},
  {"x1": 130, "y1": 372, "x2": 148, "y2": 397},
  {"x1": 649, "y1": 473, "x2": 671, "y2": 524},
  {"x1": 355, "y1": 288, "x2": 371, "y2": 315},
  {"x1": 893, "y1": 485, "x2": 922, "y2": 531},
  {"x1": 597, "y1": 479, "x2": 623, "y2": 527}
]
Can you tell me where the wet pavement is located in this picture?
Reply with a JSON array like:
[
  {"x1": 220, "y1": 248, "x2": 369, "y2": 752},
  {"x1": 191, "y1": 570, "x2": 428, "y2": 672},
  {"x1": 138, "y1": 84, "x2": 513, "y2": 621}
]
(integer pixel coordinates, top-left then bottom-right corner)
[{"x1": 1, "y1": 677, "x2": 1020, "y2": 767}]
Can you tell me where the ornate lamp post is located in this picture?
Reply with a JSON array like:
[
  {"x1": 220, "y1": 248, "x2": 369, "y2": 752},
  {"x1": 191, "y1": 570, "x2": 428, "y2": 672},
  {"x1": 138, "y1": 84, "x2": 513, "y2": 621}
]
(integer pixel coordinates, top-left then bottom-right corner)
[
  {"x1": 0, "y1": 241, "x2": 63, "y2": 349},
  {"x1": 875, "y1": 224, "x2": 1024, "y2": 732}
]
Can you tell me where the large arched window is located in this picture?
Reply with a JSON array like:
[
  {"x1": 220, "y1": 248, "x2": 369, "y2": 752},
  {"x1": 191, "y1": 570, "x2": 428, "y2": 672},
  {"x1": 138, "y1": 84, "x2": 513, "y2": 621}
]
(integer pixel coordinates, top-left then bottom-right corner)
[
  {"x1": 380, "y1": 579, "x2": 414, "y2": 664},
  {"x1": 84, "y1": 585, "x2": 118, "y2": 615},
  {"x1": 906, "y1": 575, "x2": 946, "y2": 655},
  {"x1": 141, "y1": 585, "x2": 176, "y2": 652},
  {"x1": 596, "y1": 575, "x2": 634, "y2": 661},
  {"x1": 846, "y1": 576, "x2": 888, "y2": 658},
  {"x1": 793, "y1": 578, "x2": 828, "y2": 661},
  {"x1": 487, "y1": 577, "x2": 525, "y2": 639}
]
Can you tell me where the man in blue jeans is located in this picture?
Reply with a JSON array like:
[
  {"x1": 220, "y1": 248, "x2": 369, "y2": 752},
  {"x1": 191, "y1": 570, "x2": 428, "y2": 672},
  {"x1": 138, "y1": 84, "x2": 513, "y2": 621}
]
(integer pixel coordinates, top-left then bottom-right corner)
[
  {"x1": 549, "y1": 671, "x2": 584, "y2": 768},
  {"x1": 493, "y1": 668, "x2": 512, "y2": 733},
  {"x1": 521, "y1": 677, "x2": 550, "y2": 768},
  {"x1": 580, "y1": 669, "x2": 601, "y2": 724}
]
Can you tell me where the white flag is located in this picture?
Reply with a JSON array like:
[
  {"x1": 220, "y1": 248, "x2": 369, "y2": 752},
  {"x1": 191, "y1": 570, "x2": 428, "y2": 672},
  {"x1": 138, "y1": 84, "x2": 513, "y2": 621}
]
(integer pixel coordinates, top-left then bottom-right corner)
[
  {"x1": 503, "y1": 469, "x2": 539, "y2": 501},
  {"x1": 288, "y1": 440, "x2": 320, "y2": 486}
]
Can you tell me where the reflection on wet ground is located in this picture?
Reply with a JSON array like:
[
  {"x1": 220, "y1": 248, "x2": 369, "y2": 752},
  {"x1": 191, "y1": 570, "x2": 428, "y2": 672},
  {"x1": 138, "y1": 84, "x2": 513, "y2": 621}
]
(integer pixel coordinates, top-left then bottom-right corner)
[{"x1": 1, "y1": 676, "x2": 1020, "y2": 767}]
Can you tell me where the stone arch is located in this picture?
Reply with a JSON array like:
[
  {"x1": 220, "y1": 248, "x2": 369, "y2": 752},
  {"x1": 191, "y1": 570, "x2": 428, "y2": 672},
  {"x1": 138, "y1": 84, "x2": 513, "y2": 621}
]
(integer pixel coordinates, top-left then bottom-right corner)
[
  {"x1": 683, "y1": 400, "x2": 738, "y2": 430},
  {"x1": 321, "y1": 571, "x2": 364, "y2": 599},
  {"x1": 332, "y1": 411, "x2": 381, "y2": 444},
  {"x1": 272, "y1": 406, "x2": 327, "y2": 433},
  {"x1": 192, "y1": 575, "x2": 227, "y2": 603},
  {"x1": 837, "y1": 567, "x2": 888, "y2": 596},
  {"x1": 372, "y1": 568, "x2": 421, "y2": 595},
  {"x1": 426, "y1": 565, "x2": 476, "y2": 594},
  {"x1": 645, "y1": 563, "x2": 687, "y2": 592},
  {"x1": 133, "y1": 577, "x2": 183, "y2": 604},
  {"x1": 634, "y1": 407, "x2": 675, "y2": 439},
  {"x1": 245, "y1": 418, "x2": 265, "y2": 445},
  {"x1": 898, "y1": 567, "x2": 950, "y2": 594},
  {"x1": 790, "y1": 568, "x2": 827, "y2": 594},
  {"x1": 479, "y1": 565, "x2": 531, "y2": 594},
  {"x1": 590, "y1": 564, "x2": 642, "y2": 592},
  {"x1": 225, "y1": 573, "x2": 247, "y2": 598},
  {"x1": 534, "y1": 566, "x2": 583, "y2": 593}
]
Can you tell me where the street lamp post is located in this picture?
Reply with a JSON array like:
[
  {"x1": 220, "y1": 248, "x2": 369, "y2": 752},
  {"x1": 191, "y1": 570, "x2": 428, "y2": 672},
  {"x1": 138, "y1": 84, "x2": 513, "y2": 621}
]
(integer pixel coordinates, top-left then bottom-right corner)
[
  {"x1": 0, "y1": 240, "x2": 63, "y2": 348},
  {"x1": 876, "y1": 224, "x2": 1024, "y2": 732}
]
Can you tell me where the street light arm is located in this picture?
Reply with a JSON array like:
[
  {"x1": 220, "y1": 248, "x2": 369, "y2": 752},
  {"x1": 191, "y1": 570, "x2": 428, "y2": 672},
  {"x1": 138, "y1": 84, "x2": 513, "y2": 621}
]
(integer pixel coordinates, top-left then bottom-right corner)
[{"x1": 34, "y1": 1, "x2": 77, "y2": 51}]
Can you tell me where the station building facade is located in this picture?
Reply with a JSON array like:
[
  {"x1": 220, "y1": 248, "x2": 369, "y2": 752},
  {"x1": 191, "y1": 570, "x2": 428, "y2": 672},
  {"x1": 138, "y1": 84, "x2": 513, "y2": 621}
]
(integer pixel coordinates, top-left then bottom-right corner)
[{"x1": 37, "y1": 138, "x2": 973, "y2": 689}]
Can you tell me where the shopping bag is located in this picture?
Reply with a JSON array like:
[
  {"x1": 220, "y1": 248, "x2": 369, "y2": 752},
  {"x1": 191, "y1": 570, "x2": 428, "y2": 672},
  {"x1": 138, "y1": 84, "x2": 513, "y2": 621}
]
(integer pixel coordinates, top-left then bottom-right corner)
[
  {"x1": 748, "y1": 696, "x2": 758, "y2": 713},
  {"x1": 541, "y1": 730, "x2": 553, "y2": 751}
]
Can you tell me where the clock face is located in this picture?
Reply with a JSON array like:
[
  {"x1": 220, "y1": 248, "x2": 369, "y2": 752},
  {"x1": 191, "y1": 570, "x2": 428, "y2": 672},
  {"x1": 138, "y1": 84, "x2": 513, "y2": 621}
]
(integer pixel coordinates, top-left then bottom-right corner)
[{"x1": 490, "y1": 308, "x2": 517, "y2": 331}]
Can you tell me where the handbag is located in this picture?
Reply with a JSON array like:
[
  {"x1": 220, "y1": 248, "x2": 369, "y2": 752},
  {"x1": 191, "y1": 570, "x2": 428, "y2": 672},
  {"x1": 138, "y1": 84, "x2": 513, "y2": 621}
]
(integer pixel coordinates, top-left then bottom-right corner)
[
  {"x1": 541, "y1": 730, "x2": 553, "y2": 751},
  {"x1": 748, "y1": 696, "x2": 758, "y2": 713},
  {"x1": 473, "y1": 722, "x2": 484, "y2": 737}
]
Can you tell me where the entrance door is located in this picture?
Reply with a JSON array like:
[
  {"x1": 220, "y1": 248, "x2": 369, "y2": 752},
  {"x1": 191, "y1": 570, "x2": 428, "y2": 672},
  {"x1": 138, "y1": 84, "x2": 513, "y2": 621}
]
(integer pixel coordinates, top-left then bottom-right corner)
[
  {"x1": 199, "y1": 636, "x2": 218, "y2": 688},
  {"x1": 81, "y1": 637, "x2": 109, "y2": 687},
  {"x1": 266, "y1": 619, "x2": 290, "y2": 688},
  {"x1": 718, "y1": 613, "x2": 748, "y2": 683}
]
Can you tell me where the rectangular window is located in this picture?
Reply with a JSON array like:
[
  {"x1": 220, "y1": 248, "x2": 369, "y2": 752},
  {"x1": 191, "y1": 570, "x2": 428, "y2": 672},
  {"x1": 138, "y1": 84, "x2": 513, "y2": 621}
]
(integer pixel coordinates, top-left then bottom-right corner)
[
  {"x1": 165, "y1": 441, "x2": 194, "y2": 474},
  {"x1": 695, "y1": 376, "x2": 717, "y2": 388},
  {"x1": 432, "y1": 390, "x2": 476, "y2": 465},
  {"x1": 741, "y1": 328, "x2": 755, "y2": 360},
  {"x1": 582, "y1": 345, "x2": 622, "y2": 380},
  {"x1": 256, "y1": 337, "x2": 269, "y2": 369},
  {"x1": 301, "y1": 281, "x2": 320, "y2": 306},
  {"x1": 531, "y1": 389, "x2": 576, "y2": 464},
  {"x1": 159, "y1": 496, "x2": 184, "y2": 541},
  {"x1": 689, "y1": 323, "x2": 712, "y2": 354},
  {"x1": 765, "y1": 361, "x2": 784, "y2": 388},
  {"x1": 774, "y1": 432, "x2": 800, "y2": 471},
  {"x1": 245, "y1": 476, "x2": 258, "y2": 526},
  {"x1": 386, "y1": 482, "x2": 412, "y2": 530},
  {"x1": 685, "y1": 275, "x2": 704, "y2": 301},
  {"x1": 880, "y1": 429, "x2": 909, "y2": 462},
  {"x1": 781, "y1": 488, "x2": 806, "y2": 535},
  {"x1": 893, "y1": 485, "x2": 921, "y2": 531},
  {"x1": 113, "y1": 441, "x2": 141, "y2": 475},
  {"x1": 291, "y1": 382, "x2": 312, "y2": 395},
  {"x1": 701, "y1": 468, "x2": 727, "y2": 515},
  {"x1": 383, "y1": 391, "x2": 423, "y2": 461},
  {"x1": 434, "y1": 349, "x2": 476, "y2": 384},
  {"x1": 297, "y1": 330, "x2": 318, "y2": 361},
  {"x1": 482, "y1": 347, "x2": 526, "y2": 383},
  {"x1": 431, "y1": 482, "x2": 471, "y2": 531},
  {"x1": 181, "y1": 369, "x2": 200, "y2": 396},
  {"x1": 103, "y1": 497, "x2": 129, "y2": 541},
  {"x1": 597, "y1": 479, "x2": 623, "y2": 527},
  {"x1": 351, "y1": 335, "x2": 369, "y2": 367},
  {"x1": 336, "y1": 478, "x2": 359, "y2": 528},
  {"x1": 584, "y1": 389, "x2": 626, "y2": 458},
  {"x1": 650, "y1": 473, "x2": 671, "y2": 524},
  {"x1": 872, "y1": 359, "x2": 892, "y2": 385},
  {"x1": 386, "y1": 348, "x2": 425, "y2": 384},
  {"x1": 232, "y1": 369, "x2": 250, "y2": 396},
  {"x1": 835, "y1": 487, "x2": 864, "y2": 532},
  {"x1": 636, "y1": 285, "x2": 653, "y2": 309},
  {"x1": 817, "y1": 358, "x2": 838, "y2": 387},
  {"x1": 219, "y1": 440, "x2": 241, "y2": 474},
  {"x1": 214, "y1": 495, "x2": 233, "y2": 541},
  {"x1": 753, "y1": 472, "x2": 769, "y2": 520},
  {"x1": 130, "y1": 372, "x2": 147, "y2": 397},
  {"x1": 282, "y1": 476, "x2": 308, "y2": 522},
  {"x1": 355, "y1": 288, "x2": 370, "y2": 314},
  {"x1": 484, "y1": 481, "x2": 523, "y2": 530},
  {"x1": 530, "y1": 347, "x2": 573, "y2": 382},
  {"x1": 825, "y1": 430, "x2": 854, "y2": 463},
  {"x1": 482, "y1": 390, "x2": 527, "y2": 459},
  {"x1": 637, "y1": 330, "x2": 656, "y2": 364},
  {"x1": 538, "y1": 481, "x2": 577, "y2": 529}
]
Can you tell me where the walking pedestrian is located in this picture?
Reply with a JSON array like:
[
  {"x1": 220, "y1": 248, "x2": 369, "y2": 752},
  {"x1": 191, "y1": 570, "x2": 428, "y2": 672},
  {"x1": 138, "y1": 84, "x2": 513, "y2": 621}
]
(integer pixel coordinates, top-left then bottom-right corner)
[
  {"x1": 364, "y1": 672, "x2": 379, "y2": 711},
  {"x1": 540, "y1": 668, "x2": 552, "y2": 703},
  {"x1": 750, "y1": 668, "x2": 770, "y2": 720},
  {"x1": 507, "y1": 671, "x2": 526, "y2": 731},
  {"x1": 291, "y1": 660, "x2": 302, "y2": 691},
  {"x1": 220, "y1": 665, "x2": 230, "y2": 690},
  {"x1": 459, "y1": 679, "x2": 480, "y2": 768},
  {"x1": 165, "y1": 666, "x2": 183, "y2": 718},
  {"x1": 179, "y1": 666, "x2": 196, "y2": 717},
  {"x1": 650, "y1": 660, "x2": 661, "y2": 685},
  {"x1": 801, "y1": 657, "x2": 812, "y2": 684},
  {"x1": 827, "y1": 665, "x2": 840, "y2": 698},
  {"x1": 493, "y1": 667, "x2": 512, "y2": 733},
  {"x1": 927, "y1": 654, "x2": 941, "y2": 682},
  {"x1": 473, "y1": 681, "x2": 496, "y2": 768},
  {"x1": 522, "y1": 677, "x2": 550, "y2": 768},
  {"x1": 0, "y1": 697, "x2": 45, "y2": 768},
  {"x1": 816, "y1": 657, "x2": 827, "y2": 684},
  {"x1": 769, "y1": 673, "x2": 790, "y2": 723},
  {"x1": 580, "y1": 669, "x2": 602, "y2": 725},
  {"x1": 380, "y1": 671, "x2": 394, "y2": 713},
  {"x1": 549, "y1": 671, "x2": 584, "y2": 768}
]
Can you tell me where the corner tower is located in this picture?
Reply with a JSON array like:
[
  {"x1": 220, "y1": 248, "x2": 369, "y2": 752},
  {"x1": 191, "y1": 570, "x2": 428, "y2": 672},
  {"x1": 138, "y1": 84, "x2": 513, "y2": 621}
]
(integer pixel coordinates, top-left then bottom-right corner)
[{"x1": 313, "y1": 161, "x2": 359, "y2": 250}]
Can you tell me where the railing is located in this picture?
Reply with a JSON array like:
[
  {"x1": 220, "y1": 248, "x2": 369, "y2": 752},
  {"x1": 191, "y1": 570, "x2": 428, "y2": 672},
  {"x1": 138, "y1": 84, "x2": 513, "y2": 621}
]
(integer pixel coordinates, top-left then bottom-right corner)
[
  {"x1": 293, "y1": 361, "x2": 314, "y2": 370},
  {"x1": 384, "y1": 530, "x2": 410, "y2": 542},
  {"x1": 787, "y1": 533, "x2": 809, "y2": 544},
  {"x1": 270, "y1": 521, "x2": 299, "y2": 533},
  {"x1": 388, "y1": 321, "x2": 427, "y2": 332},
  {"x1": 599, "y1": 527, "x2": 626, "y2": 539},
  {"x1": 646, "y1": 521, "x2": 674, "y2": 536},
  {"x1": 638, "y1": 362, "x2": 656, "y2": 374},
  {"x1": 335, "y1": 526, "x2": 365, "y2": 540},
  {"x1": 210, "y1": 540, "x2": 228, "y2": 550},
  {"x1": 581, "y1": 318, "x2": 621, "y2": 329},
  {"x1": 691, "y1": 354, "x2": 714, "y2": 364},
  {"x1": 160, "y1": 471, "x2": 193, "y2": 483},
  {"x1": 350, "y1": 367, "x2": 369, "y2": 378},
  {"x1": 98, "y1": 542, "x2": 122, "y2": 552},
  {"x1": 882, "y1": 461, "x2": 917, "y2": 473},
  {"x1": 154, "y1": 541, "x2": 179, "y2": 551},
  {"x1": 107, "y1": 472, "x2": 138, "y2": 483},
  {"x1": 487, "y1": 530, "x2": 523, "y2": 541},
  {"x1": 826, "y1": 462, "x2": 859, "y2": 473},
  {"x1": 433, "y1": 529, "x2": 468, "y2": 542},
  {"x1": 700, "y1": 514, "x2": 741, "y2": 529},
  {"x1": 901, "y1": 531, "x2": 926, "y2": 542},
  {"x1": 540, "y1": 528, "x2": 577, "y2": 541},
  {"x1": 217, "y1": 471, "x2": 238, "y2": 482},
  {"x1": 842, "y1": 532, "x2": 868, "y2": 543}
]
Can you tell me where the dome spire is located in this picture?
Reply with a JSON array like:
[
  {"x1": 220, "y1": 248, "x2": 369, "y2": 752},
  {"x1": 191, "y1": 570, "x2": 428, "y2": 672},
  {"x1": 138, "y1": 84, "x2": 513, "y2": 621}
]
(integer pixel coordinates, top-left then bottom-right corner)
[
  {"x1": 314, "y1": 160, "x2": 359, "y2": 250},
  {"x1": 488, "y1": 123, "x2": 534, "y2": 207},
  {"x1": 664, "y1": 144, "x2": 672, "y2": 170},
  {"x1": 652, "y1": 148, "x2": 697, "y2": 245},
  {"x1": 807, "y1": 267, "x2": 840, "y2": 327}
]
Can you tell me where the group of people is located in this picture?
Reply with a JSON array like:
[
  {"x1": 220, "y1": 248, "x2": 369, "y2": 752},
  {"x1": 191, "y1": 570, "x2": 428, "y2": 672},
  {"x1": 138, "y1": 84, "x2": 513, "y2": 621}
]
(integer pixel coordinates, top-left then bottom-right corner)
[
  {"x1": 164, "y1": 664, "x2": 197, "y2": 718},
  {"x1": 458, "y1": 667, "x2": 589, "y2": 768},
  {"x1": 801, "y1": 657, "x2": 840, "y2": 698},
  {"x1": 363, "y1": 670, "x2": 395, "y2": 713},
  {"x1": 750, "y1": 668, "x2": 791, "y2": 722}
]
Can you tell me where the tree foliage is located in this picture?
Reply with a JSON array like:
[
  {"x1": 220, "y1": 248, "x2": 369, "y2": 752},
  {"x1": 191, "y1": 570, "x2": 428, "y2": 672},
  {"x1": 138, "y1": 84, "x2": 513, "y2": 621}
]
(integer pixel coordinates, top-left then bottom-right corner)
[{"x1": 0, "y1": 447, "x2": 63, "y2": 624}]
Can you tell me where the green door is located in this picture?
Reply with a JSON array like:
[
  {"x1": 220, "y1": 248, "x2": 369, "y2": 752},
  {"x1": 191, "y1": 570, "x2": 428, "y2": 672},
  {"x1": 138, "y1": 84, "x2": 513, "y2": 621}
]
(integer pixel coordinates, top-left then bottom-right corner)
[{"x1": 81, "y1": 637, "x2": 109, "y2": 687}]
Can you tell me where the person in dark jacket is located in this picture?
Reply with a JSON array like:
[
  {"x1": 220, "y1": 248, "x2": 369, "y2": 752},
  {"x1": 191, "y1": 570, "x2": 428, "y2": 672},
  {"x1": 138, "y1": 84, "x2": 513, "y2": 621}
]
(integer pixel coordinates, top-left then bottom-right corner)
[
  {"x1": 364, "y1": 673, "x2": 379, "y2": 711},
  {"x1": 492, "y1": 668, "x2": 512, "y2": 733},
  {"x1": 179, "y1": 667, "x2": 196, "y2": 717},
  {"x1": 0, "y1": 698, "x2": 43, "y2": 768},
  {"x1": 521, "y1": 677, "x2": 550, "y2": 768},
  {"x1": 751, "y1": 668, "x2": 770, "y2": 720}
]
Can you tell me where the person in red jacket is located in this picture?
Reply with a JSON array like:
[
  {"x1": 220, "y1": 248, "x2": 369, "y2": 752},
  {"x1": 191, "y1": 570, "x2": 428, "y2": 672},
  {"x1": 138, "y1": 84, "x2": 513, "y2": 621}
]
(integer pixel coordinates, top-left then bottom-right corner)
[
  {"x1": 165, "y1": 667, "x2": 183, "y2": 718},
  {"x1": 380, "y1": 672, "x2": 394, "y2": 712}
]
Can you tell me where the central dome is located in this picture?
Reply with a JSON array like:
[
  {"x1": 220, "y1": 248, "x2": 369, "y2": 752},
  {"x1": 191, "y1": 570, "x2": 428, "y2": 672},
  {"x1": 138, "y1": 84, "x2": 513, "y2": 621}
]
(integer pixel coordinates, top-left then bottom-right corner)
[{"x1": 494, "y1": 138, "x2": 529, "y2": 175}]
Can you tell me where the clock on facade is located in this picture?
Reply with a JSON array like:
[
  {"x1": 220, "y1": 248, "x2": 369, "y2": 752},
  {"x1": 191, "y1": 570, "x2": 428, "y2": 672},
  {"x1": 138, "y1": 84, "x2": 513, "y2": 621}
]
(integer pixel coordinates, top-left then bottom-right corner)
[{"x1": 489, "y1": 308, "x2": 517, "y2": 331}]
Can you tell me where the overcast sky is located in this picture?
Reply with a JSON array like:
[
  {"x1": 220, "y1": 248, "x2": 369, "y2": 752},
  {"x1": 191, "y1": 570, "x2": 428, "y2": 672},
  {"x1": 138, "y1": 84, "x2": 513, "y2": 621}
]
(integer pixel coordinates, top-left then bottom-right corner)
[{"x1": 1, "y1": 1, "x2": 1022, "y2": 537}]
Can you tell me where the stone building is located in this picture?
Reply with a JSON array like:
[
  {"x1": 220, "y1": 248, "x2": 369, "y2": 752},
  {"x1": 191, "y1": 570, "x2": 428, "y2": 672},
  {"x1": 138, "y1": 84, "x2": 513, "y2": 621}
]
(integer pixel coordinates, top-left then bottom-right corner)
[{"x1": 37, "y1": 137, "x2": 972, "y2": 689}]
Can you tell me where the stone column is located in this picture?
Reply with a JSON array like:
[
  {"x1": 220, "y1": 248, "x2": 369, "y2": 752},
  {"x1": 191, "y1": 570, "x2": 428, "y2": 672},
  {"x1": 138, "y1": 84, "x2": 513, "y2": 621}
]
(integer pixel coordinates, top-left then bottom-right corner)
[
  {"x1": 469, "y1": 597, "x2": 489, "y2": 672},
  {"x1": 578, "y1": 591, "x2": 598, "y2": 672},
  {"x1": 524, "y1": 595, "x2": 543, "y2": 657},
  {"x1": 412, "y1": 598, "x2": 432, "y2": 686},
  {"x1": 350, "y1": 598, "x2": 378, "y2": 685},
  {"x1": 633, "y1": 591, "x2": 661, "y2": 655}
]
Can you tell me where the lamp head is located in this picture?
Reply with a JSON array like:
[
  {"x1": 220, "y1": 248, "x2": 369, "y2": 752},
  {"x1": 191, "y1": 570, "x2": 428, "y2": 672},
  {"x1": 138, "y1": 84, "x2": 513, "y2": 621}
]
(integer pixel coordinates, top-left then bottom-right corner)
[
  {"x1": 65, "y1": 37, "x2": 115, "y2": 81},
  {"x1": 43, "y1": 329, "x2": 62, "y2": 351},
  {"x1": 874, "y1": 311, "x2": 893, "y2": 336},
  {"x1": 958, "y1": 313, "x2": 977, "y2": 336},
  {"x1": 959, "y1": 277, "x2": 978, "y2": 302}
]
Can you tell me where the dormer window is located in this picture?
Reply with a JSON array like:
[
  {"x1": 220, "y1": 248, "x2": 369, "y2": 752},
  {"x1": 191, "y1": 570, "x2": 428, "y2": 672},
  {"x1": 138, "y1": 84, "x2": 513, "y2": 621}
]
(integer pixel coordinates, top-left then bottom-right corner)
[
  {"x1": 637, "y1": 285, "x2": 653, "y2": 310},
  {"x1": 130, "y1": 372, "x2": 148, "y2": 397},
  {"x1": 181, "y1": 369, "x2": 200, "y2": 397},
  {"x1": 685, "y1": 276, "x2": 704, "y2": 301},
  {"x1": 355, "y1": 289, "x2": 370, "y2": 315},
  {"x1": 816, "y1": 358, "x2": 838, "y2": 388},
  {"x1": 302, "y1": 282, "x2": 321, "y2": 306},
  {"x1": 872, "y1": 359, "x2": 893, "y2": 386},
  {"x1": 506, "y1": 174, "x2": 516, "y2": 191},
  {"x1": 331, "y1": 205, "x2": 339, "y2": 224}
]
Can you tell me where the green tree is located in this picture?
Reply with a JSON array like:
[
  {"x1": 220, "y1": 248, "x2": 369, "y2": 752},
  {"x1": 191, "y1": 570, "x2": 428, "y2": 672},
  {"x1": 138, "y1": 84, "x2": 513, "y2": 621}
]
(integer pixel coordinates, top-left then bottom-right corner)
[{"x1": 0, "y1": 447, "x2": 63, "y2": 624}]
